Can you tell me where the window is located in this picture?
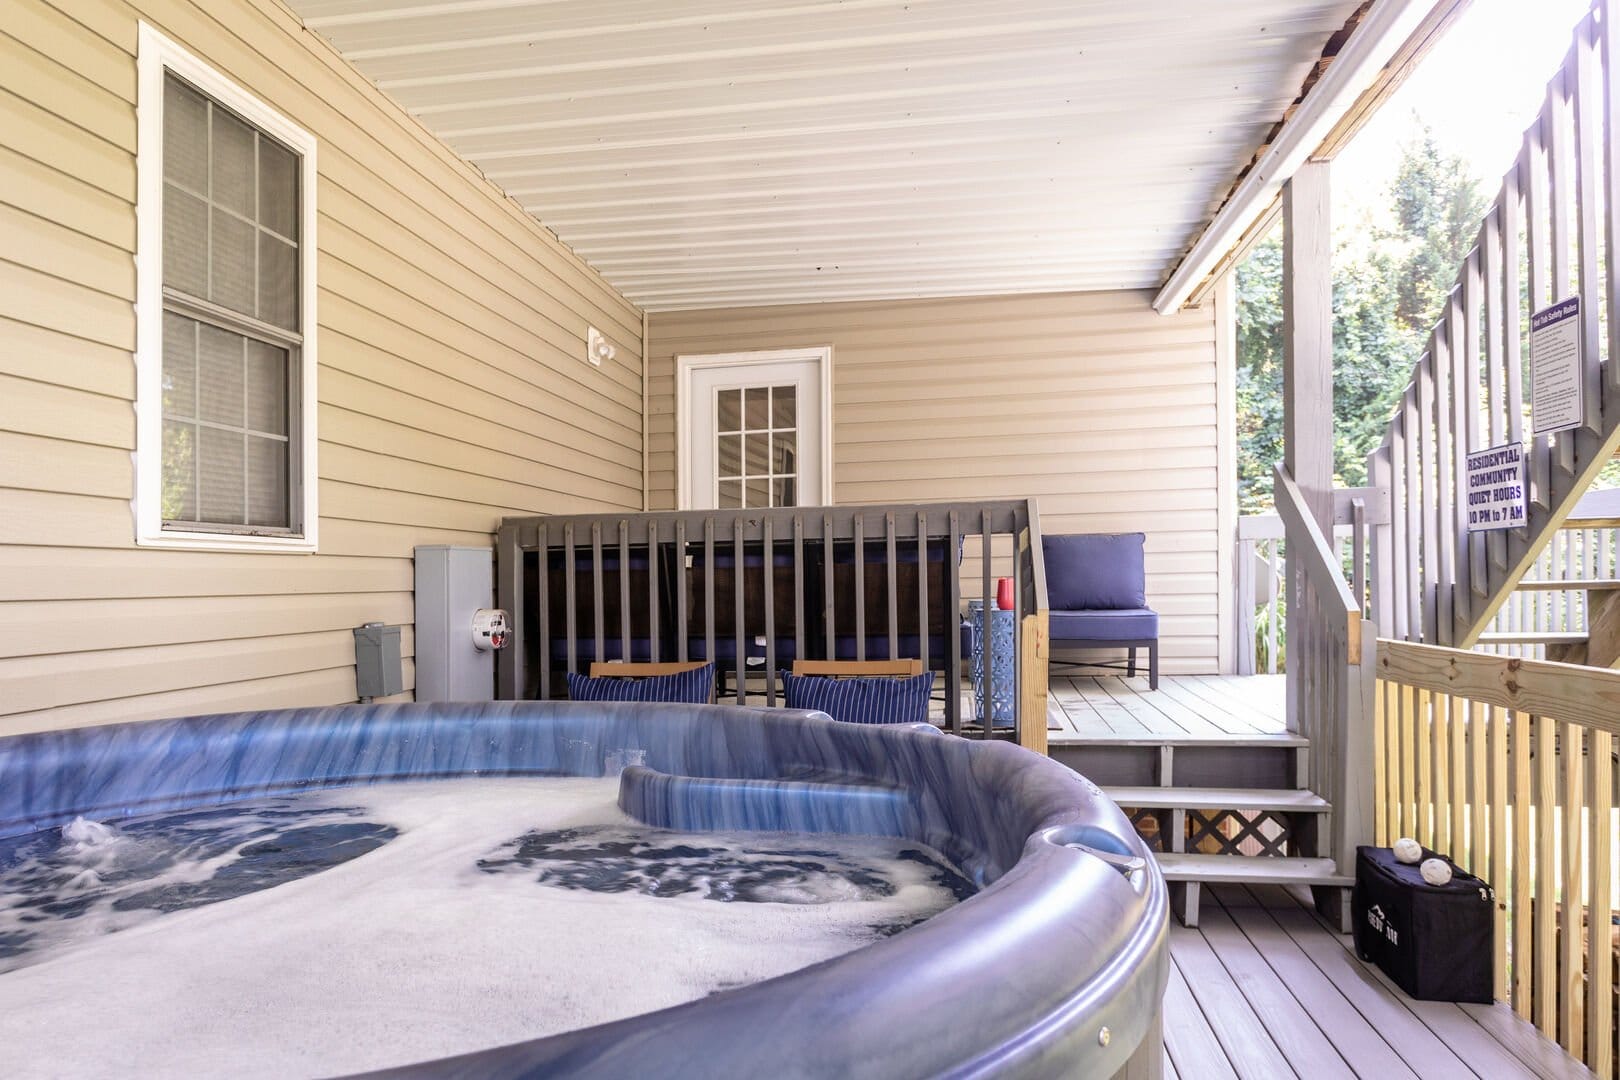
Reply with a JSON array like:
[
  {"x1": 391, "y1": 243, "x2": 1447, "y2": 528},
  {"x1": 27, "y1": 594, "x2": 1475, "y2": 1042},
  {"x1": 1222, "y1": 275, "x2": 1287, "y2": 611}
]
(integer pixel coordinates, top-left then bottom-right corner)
[{"x1": 135, "y1": 25, "x2": 318, "y2": 551}]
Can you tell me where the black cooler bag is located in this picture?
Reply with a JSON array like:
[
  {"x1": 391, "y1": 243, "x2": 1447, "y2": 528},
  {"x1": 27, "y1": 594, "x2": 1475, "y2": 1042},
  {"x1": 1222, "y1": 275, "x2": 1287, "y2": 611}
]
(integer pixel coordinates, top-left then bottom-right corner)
[{"x1": 1352, "y1": 845, "x2": 1494, "y2": 1003}]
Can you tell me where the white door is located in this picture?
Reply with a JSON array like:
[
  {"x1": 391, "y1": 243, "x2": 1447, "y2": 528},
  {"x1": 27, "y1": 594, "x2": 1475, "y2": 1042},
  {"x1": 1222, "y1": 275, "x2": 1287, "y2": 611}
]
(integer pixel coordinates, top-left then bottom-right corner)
[{"x1": 680, "y1": 349, "x2": 829, "y2": 510}]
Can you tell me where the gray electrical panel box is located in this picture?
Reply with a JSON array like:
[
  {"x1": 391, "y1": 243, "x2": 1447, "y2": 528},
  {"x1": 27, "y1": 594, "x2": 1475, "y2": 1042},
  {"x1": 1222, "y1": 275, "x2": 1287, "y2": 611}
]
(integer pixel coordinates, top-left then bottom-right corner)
[
  {"x1": 353, "y1": 623, "x2": 404, "y2": 700},
  {"x1": 415, "y1": 545, "x2": 498, "y2": 702}
]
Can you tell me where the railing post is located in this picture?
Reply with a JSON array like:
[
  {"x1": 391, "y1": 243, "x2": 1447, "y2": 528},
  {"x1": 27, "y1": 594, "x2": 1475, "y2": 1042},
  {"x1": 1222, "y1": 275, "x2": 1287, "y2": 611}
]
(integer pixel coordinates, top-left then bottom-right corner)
[{"x1": 1282, "y1": 161, "x2": 1335, "y2": 738}]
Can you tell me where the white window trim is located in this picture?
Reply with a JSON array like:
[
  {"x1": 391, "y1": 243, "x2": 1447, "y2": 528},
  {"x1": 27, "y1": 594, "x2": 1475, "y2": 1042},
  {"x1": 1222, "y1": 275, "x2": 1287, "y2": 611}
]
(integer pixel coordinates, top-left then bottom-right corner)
[
  {"x1": 134, "y1": 23, "x2": 319, "y2": 553},
  {"x1": 675, "y1": 347, "x2": 833, "y2": 511}
]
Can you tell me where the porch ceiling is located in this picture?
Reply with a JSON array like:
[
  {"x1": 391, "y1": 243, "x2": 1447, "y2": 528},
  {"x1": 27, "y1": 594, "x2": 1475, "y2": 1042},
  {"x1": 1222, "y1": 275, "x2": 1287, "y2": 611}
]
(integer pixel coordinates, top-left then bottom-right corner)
[{"x1": 291, "y1": 0, "x2": 1362, "y2": 311}]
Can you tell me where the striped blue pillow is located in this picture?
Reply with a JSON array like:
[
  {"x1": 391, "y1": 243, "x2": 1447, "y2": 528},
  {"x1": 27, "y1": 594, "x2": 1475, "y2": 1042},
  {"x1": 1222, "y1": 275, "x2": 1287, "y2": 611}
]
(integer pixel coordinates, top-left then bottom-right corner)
[
  {"x1": 566, "y1": 664, "x2": 714, "y2": 704},
  {"x1": 779, "y1": 671, "x2": 935, "y2": 725}
]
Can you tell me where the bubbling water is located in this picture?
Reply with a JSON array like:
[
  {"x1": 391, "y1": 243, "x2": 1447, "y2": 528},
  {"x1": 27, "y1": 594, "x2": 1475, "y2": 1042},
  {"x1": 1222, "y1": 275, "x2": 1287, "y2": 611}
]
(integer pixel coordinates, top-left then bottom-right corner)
[{"x1": 0, "y1": 777, "x2": 968, "y2": 1079}]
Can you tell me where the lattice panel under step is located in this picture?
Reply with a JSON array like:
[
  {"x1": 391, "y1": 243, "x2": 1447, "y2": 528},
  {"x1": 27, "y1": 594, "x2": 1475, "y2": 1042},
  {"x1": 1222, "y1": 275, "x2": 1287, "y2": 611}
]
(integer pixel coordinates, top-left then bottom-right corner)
[
  {"x1": 1186, "y1": 808, "x2": 1291, "y2": 857},
  {"x1": 1118, "y1": 807, "x2": 1297, "y2": 857}
]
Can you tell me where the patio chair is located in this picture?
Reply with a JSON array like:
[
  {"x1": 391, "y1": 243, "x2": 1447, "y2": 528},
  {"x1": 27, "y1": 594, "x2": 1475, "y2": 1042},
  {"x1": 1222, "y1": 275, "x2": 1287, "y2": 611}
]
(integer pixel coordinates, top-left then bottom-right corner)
[
  {"x1": 1041, "y1": 532, "x2": 1159, "y2": 690},
  {"x1": 566, "y1": 661, "x2": 715, "y2": 704},
  {"x1": 780, "y1": 660, "x2": 934, "y2": 725}
]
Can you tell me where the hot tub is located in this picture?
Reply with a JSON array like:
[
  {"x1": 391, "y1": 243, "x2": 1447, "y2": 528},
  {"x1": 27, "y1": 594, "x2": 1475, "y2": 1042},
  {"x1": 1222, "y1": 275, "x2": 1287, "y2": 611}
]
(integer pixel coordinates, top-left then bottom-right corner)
[{"x1": 0, "y1": 701, "x2": 1167, "y2": 1078}]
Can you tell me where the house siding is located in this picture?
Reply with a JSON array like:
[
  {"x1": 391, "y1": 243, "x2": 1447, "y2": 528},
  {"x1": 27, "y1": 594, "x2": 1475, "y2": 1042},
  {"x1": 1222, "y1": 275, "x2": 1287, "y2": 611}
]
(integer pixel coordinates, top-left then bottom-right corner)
[
  {"x1": 647, "y1": 290, "x2": 1230, "y2": 674},
  {"x1": 0, "y1": 0, "x2": 643, "y2": 733}
]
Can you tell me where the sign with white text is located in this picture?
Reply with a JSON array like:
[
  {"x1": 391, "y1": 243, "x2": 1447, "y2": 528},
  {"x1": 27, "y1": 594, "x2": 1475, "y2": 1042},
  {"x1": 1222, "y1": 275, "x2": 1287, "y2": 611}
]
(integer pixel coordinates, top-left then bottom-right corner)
[
  {"x1": 1531, "y1": 297, "x2": 1582, "y2": 434},
  {"x1": 1465, "y1": 441, "x2": 1526, "y2": 532}
]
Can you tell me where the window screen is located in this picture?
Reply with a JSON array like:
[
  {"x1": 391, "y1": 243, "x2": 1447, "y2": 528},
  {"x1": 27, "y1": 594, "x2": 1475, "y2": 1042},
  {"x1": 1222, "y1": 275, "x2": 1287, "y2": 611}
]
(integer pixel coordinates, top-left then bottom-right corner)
[{"x1": 160, "y1": 73, "x2": 300, "y2": 533}]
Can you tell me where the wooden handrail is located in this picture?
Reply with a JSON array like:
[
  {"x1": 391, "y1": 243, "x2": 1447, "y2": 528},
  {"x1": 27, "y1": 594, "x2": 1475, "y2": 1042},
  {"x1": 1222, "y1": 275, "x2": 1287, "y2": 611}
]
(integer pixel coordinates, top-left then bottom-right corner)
[
  {"x1": 1378, "y1": 638, "x2": 1620, "y2": 735},
  {"x1": 1275, "y1": 464, "x2": 1362, "y2": 663}
]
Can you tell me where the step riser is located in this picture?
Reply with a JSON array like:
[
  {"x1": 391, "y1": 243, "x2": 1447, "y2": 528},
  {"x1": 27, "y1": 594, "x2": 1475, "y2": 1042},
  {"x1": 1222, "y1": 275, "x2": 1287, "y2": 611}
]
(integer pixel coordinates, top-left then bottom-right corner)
[{"x1": 1050, "y1": 743, "x2": 1299, "y2": 789}]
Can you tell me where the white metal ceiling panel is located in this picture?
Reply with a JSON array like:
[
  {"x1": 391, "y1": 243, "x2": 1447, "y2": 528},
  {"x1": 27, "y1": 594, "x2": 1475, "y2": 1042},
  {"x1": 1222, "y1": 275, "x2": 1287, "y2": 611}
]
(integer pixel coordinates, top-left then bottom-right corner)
[{"x1": 291, "y1": 0, "x2": 1362, "y2": 310}]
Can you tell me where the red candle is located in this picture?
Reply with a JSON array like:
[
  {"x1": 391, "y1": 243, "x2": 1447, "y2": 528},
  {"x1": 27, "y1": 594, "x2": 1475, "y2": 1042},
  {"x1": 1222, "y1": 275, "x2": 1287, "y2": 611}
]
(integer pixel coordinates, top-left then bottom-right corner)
[{"x1": 996, "y1": 577, "x2": 1015, "y2": 610}]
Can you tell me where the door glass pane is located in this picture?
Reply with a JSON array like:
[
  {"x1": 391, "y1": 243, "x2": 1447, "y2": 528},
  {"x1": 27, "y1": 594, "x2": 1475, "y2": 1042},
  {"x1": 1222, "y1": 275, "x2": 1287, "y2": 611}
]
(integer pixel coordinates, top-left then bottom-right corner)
[
  {"x1": 772, "y1": 430, "x2": 796, "y2": 474},
  {"x1": 716, "y1": 389, "x2": 741, "y2": 432},
  {"x1": 772, "y1": 385, "x2": 796, "y2": 428},
  {"x1": 746, "y1": 478, "x2": 770, "y2": 508},
  {"x1": 716, "y1": 433, "x2": 740, "y2": 479},
  {"x1": 744, "y1": 386, "x2": 769, "y2": 430},
  {"x1": 773, "y1": 477, "x2": 796, "y2": 507},
  {"x1": 717, "y1": 479, "x2": 742, "y2": 508},
  {"x1": 744, "y1": 432, "x2": 769, "y2": 477}
]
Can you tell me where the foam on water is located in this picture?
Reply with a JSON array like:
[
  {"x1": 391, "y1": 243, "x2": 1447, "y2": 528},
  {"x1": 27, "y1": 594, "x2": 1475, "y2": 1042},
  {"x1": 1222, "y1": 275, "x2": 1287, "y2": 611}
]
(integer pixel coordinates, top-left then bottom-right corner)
[{"x1": 0, "y1": 777, "x2": 967, "y2": 1079}]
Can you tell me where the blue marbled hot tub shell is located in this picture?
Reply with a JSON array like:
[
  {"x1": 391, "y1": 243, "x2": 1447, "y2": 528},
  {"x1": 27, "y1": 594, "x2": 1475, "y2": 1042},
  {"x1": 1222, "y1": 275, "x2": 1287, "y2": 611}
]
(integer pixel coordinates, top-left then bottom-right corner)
[{"x1": 0, "y1": 701, "x2": 1167, "y2": 1079}]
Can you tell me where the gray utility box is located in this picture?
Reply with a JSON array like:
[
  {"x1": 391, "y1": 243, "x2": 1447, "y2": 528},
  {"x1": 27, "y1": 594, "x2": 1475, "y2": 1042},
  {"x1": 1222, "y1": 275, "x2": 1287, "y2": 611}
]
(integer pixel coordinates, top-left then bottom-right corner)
[
  {"x1": 415, "y1": 545, "x2": 496, "y2": 702},
  {"x1": 353, "y1": 623, "x2": 404, "y2": 700}
]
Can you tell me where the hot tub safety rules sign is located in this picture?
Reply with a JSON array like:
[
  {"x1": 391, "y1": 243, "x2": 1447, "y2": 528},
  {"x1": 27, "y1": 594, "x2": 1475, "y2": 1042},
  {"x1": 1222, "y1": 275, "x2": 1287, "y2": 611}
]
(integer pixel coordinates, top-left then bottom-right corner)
[
  {"x1": 1465, "y1": 442, "x2": 1526, "y2": 532},
  {"x1": 1531, "y1": 297, "x2": 1582, "y2": 435}
]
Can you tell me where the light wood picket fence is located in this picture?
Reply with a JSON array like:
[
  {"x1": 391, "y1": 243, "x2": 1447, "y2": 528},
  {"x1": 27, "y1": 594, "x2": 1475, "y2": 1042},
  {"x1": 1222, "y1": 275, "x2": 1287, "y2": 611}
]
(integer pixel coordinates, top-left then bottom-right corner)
[{"x1": 1377, "y1": 639, "x2": 1619, "y2": 1076}]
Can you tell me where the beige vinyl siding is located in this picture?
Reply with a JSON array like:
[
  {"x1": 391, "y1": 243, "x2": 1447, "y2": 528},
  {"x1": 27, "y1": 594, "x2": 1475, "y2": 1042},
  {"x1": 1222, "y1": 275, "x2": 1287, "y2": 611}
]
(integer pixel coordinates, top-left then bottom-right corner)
[
  {"x1": 648, "y1": 290, "x2": 1228, "y2": 674},
  {"x1": 0, "y1": 0, "x2": 643, "y2": 733}
]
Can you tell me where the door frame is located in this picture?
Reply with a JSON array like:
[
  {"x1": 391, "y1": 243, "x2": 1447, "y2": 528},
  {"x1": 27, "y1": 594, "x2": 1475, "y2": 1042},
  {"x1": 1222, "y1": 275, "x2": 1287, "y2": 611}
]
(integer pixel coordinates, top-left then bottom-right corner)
[{"x1": 675, "y1": 346, "x2": 833, "y2": 511}]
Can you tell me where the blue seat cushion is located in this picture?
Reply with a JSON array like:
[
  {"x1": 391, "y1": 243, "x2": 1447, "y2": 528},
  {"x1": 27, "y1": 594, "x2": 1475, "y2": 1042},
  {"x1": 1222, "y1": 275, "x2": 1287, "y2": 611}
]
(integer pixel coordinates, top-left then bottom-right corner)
[
  {"x1": 780, "y1": 671, "x2": 935, "y2": 725},
  {"x1": 1048, "y1": 608, "x2": 1158, "y2": 642},
  {"x1": 1042, "y1": 533, "x2": 1146, "y2": 610},
  {"x1": 565, "y1": 663, "x2": 714, "y2": 704}
]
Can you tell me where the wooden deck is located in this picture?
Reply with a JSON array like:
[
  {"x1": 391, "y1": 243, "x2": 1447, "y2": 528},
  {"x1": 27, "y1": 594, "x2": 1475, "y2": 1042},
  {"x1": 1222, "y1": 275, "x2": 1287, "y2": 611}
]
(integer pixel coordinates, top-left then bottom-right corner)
[
  {"x1": 1161, "y1": 883, "x2": 1594, "y2": 1080},
  {"x1": 1048, "y1": 673, "x2": 1288, "y2": 741}
]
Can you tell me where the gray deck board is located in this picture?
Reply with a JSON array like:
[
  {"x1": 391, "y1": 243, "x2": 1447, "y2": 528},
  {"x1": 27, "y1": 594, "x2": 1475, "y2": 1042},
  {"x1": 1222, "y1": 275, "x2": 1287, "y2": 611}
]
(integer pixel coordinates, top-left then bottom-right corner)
[
  {"x1": 1157, "y1": 883, "x2": 1592, "y2": 1079},
  {"x1": 1208, "y1": 885, "x2": 1418, "y2": 1079},
  {"x1": 1194, "y1": 901, "x2": 1357, "y2": 1079},
  {"x1": 1045, "y1": 673, "x2": 1287, "y2": 743},
  {"x1": 1162, "y1": 959, "x2": 1239, "y2": 1080},
  {"x1": 1169, "y1": 922, "x2": 1297, "y2": 1079}
]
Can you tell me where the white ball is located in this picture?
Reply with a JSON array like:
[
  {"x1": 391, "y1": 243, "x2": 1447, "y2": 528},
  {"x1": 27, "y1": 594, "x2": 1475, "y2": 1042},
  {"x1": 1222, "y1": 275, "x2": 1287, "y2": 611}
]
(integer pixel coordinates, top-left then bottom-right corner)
[
  {"x1": 1420, "y1": 858, "x2": 1453, "y2": 886},
  {"x1": 1393, "y1": 837, "x2": 1422, "y2": 864}
]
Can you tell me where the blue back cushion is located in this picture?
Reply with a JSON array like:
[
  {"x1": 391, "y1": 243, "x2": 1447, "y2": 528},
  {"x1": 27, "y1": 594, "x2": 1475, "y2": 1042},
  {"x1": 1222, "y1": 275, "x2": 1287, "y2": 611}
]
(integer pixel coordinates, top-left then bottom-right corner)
[
  {"x1": 565, "y1": 663, "x2": 714, "y2": 704},
  {"x1": 1041, "y1": 533, "x2": 1146, "y2": 610},
  {"x1": 780, "y1": 671, "x2": 935, "y2": 725}
]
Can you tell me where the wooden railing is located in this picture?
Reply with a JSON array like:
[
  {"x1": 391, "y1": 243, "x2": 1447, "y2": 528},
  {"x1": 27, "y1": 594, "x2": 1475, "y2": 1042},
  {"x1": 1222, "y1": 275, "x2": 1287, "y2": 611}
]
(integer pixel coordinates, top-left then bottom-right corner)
[
  {"x1": 1369, "y1": 2, "x2": 1620, "y2": 650},
  {"x1": 1376, "y1": 639, "x2": 1618, "y2": 1076},
  {"x1": 1236, "y1": 508, "x2": 1379, "y2": 675},
  {"x1": 1275, "y1": 467, "x2": 1377, "y2": 876},
  {"x1": 493, "y1": 500, "x2": 1049, "y2": 750},
  {"x1": 1484, "y1": 526, "x2": 1620, "y2": 659}
]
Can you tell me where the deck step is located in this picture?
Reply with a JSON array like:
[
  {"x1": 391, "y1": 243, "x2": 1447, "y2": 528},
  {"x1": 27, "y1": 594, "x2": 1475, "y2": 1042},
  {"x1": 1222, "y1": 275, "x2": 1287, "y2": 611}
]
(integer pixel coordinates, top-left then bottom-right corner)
[
  {"x1": 1156, "y1": 853, "x2": 1351, "y2": 886},
  {"x1": 1477, "y1": 631, "x2": 1588, "y2": 646},
  {"x1": 1514, "y1": 578, "x2": 1620, "y2": 591},
  {"x1": 1048, "y1": 731, "x2": 1308, "y2": 749},
  {"x1": 1104, "y1": 786, "x2": 1328, "y2": 813}
]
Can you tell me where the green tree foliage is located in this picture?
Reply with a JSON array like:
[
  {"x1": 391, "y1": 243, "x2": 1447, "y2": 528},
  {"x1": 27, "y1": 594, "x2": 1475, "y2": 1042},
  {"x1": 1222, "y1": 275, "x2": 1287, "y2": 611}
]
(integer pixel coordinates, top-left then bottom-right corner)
[{"x1": 1236, "y1": 125, "x2": 1488, "y2": 511}]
